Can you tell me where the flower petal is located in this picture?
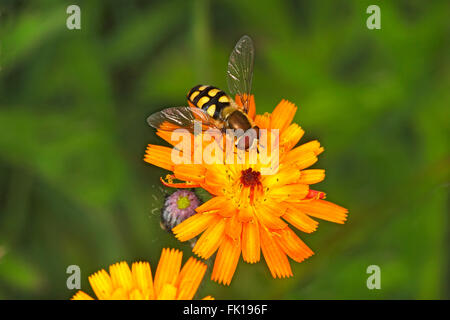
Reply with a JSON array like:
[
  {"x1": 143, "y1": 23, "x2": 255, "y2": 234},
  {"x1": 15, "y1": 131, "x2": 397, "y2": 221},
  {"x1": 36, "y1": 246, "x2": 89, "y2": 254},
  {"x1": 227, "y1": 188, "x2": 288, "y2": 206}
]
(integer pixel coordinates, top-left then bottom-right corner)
[
  {"x1": 111, "y1": 287, "x2": 128, "y2": 299},
  {"x1": 254, "y1": 205, "x2": 288, "y2": 229},
  {"x1": 129, "y1": 289, "x2": 144, "y2": 300},
  {"x1": 196, "y1": 196, "x2": 229, "y2": 213},
  {"x1": 144, "y1": 145, "x2": 175, "y2": 171},
  {"x1": 237, "y1": 205, "x2": 254, "y2": 222},
  {"x1": 284, "y1": 141, "x2": 323, "y2": 164},
  {"x1": 282, "y1": 209, "x2": 319, "y2": 233},
  {"x1": 193, "y1": 217, "x2": 227, "y2": 259},
  {"x1": 280, "y1": 123, "x2": 304, "y2": 151},
  {"x1": 174, "y1": 164, "x2": 206, "y2": 183},
  {"x1": 254, "y1": 113, "x2": 271, "y2": 129},
  {"x1": 262, "y1": 167, "x2": 301, "y2": 188},
  {"x1": 242, "y1": 220, "x2": 261, "y2": 263},
  {"x1": 131, "y1": 261, "x2": 154, "y2": 299},
  {"x1": 157, "y1": 283, "x2": 177, "y2": 300},
  {"x1": 260, "y1": 227, "x2": 292, "y2": 279},
  {"x1": 211, "y1": 236, "x2": 241, "y2": 285},
  {"x1": 71, "y1": 291, "x2": 94, "y2": 300},
  {"x1": 273, "y1": 228, "x2": 314, "y2": 262},
  {"x1": 298, "y1": 169, "x2": 325, "y2": 184},
  {"x1": 296, "y1": 200, "x2": 348, "y2": 224},
  {"x1": 223, "y1": 216, "x2": 241, "y2": 245},
  {"x1": 109, "y1": 262, "x2": 133, "y2": 292},
  {"x1": 154, "y1": 248, "x2": 182, "y2": 297},
  {"x1": 173, "y1": 213, "x2": 221, "y2": 242},
  {"x1": 176, "y1": 257, "x2": 207, "y2": 300},
  {"x1": 88, "y1": 269, "x2": 113, "y2": 300},
  {"x1": 270, "y1": 99, "x2": 297, "y2": 132},
  {"x1": 267, "y1": 183, "x2": 309, "y2": 202}
]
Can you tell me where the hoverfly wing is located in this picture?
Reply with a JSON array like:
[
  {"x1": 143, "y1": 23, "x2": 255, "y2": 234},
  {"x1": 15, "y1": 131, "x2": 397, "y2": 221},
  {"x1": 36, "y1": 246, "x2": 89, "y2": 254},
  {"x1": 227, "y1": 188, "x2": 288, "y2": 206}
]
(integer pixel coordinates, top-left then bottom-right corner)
[
  {"x1": 147, "y1": 106, "x2": 219, "y2": 134},
  {"x1": 227, "y1": 35, "x2": 255, "y2": 114}
]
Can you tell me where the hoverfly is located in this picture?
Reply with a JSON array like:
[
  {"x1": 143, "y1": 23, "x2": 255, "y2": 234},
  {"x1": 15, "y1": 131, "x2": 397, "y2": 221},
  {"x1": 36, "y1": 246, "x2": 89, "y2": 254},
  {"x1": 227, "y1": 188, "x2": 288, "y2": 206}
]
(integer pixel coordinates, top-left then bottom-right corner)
[{"x1": 147, "y1": 35, "x2": 259, "y2": 150}]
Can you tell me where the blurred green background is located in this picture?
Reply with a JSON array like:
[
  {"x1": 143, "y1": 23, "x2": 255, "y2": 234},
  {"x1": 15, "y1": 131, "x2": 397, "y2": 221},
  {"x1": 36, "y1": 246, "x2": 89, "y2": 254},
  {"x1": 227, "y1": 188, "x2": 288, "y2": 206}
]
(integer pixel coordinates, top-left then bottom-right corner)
[{"x1": 0, "y1": 0, "x2": 448, "y2": 299}]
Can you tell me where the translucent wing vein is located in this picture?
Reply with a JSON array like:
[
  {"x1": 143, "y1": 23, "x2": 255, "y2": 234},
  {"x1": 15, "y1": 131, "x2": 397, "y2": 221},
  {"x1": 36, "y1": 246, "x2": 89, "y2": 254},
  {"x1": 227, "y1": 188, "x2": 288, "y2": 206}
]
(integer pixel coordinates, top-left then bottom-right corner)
[{"x1": 227, "y1": 35, "x2": 255, "y2": 113}]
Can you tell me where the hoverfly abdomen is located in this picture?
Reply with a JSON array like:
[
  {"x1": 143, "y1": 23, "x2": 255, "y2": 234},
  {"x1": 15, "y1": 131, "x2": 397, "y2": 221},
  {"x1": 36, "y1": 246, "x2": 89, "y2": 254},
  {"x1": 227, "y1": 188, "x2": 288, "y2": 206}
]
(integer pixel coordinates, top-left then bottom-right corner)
[{"x1": 187, "y1": 85, "x2": 231, "y2": 120}]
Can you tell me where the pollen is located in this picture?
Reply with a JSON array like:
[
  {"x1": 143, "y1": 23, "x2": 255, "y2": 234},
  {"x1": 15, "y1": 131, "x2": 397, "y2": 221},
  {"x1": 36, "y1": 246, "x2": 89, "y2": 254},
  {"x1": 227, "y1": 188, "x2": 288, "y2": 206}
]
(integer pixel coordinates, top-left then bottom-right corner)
[{"x1": 240, "y1": 168, "x2": 261, "y2": 187}]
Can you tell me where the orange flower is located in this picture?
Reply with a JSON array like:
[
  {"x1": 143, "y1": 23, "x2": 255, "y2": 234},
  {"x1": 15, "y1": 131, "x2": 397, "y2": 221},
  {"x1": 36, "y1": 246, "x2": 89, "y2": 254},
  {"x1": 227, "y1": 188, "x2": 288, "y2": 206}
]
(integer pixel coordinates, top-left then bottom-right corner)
[
  {"x1": 71, "y1": 248, "x2": 213, "y2": 300},
  {"x1": 144, "y1": 97, "x2": 348, "y2": 285}
]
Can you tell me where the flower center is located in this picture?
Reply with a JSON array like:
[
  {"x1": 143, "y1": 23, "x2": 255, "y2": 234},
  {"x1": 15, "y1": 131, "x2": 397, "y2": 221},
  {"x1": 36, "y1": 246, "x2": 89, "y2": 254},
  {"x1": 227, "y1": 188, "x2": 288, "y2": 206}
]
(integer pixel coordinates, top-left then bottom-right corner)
[
  {"x1": 177, "y1": 196, "x2": 191, "y2": 209},
  {"x1": 240, "y1": 168, "x2": 261, "y2": 187}
]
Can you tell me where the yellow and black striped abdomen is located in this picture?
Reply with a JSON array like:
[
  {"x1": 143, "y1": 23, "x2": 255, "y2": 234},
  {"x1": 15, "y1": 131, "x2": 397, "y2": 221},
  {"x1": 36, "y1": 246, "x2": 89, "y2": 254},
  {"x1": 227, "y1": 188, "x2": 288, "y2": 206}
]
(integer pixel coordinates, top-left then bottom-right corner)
[{"x1": 187, "y1": 85, "x2": 231, "y2": 119}]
